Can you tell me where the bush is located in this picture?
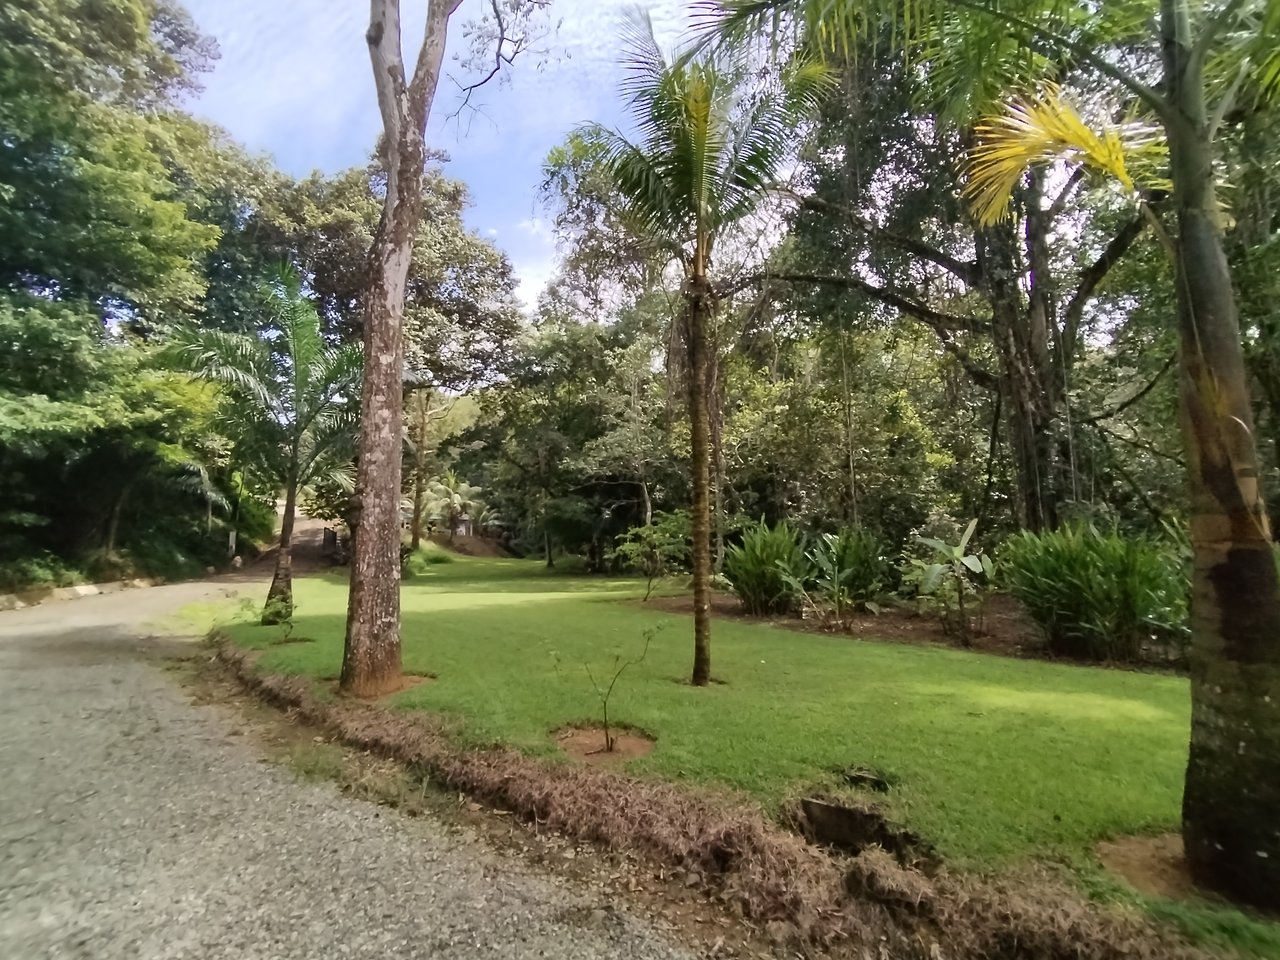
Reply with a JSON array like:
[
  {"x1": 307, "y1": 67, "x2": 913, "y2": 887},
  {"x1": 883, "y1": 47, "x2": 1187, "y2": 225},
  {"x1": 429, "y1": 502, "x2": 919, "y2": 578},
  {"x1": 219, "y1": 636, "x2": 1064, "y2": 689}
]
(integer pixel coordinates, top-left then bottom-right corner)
[
  {"x1": 901, "y1": 518, "x2": 995, "y2": 646},
  {"x1": 827, "y1": 527, "x2": 889, "y2": 610},
  {"x1": 1000, "y1": 523, "x2": 1189, "y2": 662},
  {"x1": 783, "y1": 527, "x2": 889, "y2": 625},
  {"x1": 0, "y1": 550, "x2": 85, "y2": 592},
  {"x1": 611, "y1": 511, "x2": 690, "y2": 600},
  {"x1": 402, "y1": 544, "x2": 454, "y2": 577},
  {"x1": 723, "y1": 518, "x2": 808, "y2": 616}
]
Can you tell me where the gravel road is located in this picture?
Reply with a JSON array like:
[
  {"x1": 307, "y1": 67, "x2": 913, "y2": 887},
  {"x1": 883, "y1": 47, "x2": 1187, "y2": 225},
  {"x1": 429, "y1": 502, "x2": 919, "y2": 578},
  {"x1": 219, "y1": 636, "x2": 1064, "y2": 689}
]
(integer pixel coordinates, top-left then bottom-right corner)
[{"x1": 0, "y1": 582, "x2": 696, "y2": 960}]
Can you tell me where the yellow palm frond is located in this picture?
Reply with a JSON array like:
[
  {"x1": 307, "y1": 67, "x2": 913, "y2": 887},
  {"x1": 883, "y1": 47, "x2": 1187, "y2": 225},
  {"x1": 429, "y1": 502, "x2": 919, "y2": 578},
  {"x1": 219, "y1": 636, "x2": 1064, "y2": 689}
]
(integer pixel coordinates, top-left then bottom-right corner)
[{"x1": 964, "y1": 85, "x2": 1139, "y2": 226}]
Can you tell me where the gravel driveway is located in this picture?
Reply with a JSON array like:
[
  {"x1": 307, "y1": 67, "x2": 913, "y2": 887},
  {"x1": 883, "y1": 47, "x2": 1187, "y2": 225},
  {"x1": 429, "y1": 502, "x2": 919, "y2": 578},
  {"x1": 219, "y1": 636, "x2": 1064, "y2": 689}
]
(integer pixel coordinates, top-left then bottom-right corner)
[{"x1": 0, "y1": 582, "x2": 695, "y2": 960}]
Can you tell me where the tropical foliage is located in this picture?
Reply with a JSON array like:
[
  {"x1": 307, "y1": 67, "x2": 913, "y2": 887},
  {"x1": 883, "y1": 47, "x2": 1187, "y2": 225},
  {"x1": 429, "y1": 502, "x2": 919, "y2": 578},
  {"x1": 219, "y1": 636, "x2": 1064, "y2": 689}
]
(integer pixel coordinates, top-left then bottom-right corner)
[{"x1": 168, "y1": 268, "x2": 361, "y2": 621}]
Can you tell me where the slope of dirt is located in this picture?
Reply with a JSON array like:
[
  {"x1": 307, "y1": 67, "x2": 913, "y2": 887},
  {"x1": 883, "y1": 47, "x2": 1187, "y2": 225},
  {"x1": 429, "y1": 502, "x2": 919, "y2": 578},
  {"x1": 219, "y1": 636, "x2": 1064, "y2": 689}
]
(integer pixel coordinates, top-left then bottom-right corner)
[{"x1": 431, "y1": 533, "x2": 513, "y2": 558}]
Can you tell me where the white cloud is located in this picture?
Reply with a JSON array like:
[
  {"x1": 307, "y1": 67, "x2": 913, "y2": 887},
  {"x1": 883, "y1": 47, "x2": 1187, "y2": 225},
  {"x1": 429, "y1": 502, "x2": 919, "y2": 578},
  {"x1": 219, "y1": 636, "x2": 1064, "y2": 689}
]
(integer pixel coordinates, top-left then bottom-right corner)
[
  {"x1": 514, "y1": 259, "x2": 555, "y2": 313},
  {"x1": 516, "y1": 217, "x2": 552, "y2": 241}
]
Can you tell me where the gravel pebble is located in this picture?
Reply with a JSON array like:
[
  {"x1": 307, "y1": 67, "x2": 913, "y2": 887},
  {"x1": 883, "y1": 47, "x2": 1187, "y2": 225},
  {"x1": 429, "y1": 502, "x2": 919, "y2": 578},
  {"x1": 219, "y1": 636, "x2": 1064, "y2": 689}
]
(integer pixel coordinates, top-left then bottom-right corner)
[{"x1": 0, "y1": 583, "x2": 696, "y2": 960}]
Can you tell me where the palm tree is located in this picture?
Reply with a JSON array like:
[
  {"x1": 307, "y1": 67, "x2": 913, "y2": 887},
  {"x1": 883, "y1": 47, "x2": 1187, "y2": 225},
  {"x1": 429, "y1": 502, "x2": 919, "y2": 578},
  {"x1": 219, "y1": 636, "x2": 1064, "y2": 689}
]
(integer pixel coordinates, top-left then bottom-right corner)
[
  {"x1": 404, "y1": 388, "x2": 454, "y2": 550},
  {"x1": 426, "y1": 471, "x2": 482, "y2": 543},
  {"x1": 169, "y1": 266, "x2": 362, "y2": 625},
  {"x1": 593, "y1": 9, "x2": 831, "y2": 686},
  {"x1": 706, "y1": 0, "x2": 1280, "y2": 908}
]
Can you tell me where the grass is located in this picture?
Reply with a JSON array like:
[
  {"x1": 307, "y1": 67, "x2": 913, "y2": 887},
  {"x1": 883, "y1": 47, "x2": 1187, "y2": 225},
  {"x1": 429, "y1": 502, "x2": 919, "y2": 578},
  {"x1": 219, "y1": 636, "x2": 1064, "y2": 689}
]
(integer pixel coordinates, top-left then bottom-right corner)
[{"x1": 213, "y1": 553, "x2": 1279, "y2": 955}]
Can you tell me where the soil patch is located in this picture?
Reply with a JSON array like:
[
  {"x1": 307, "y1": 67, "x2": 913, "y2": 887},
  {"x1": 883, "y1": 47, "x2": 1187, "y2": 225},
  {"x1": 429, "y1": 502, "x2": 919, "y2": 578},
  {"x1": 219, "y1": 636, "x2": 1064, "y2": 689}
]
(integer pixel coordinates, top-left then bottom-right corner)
[
  {"x1": 324, "y1": 674, "x2": 435, "y2": 699},
  {"x1": 432, "y1": 534, "x2": 512, "y2": 558},
  {"x1": 554, "y1": 725, "x2": 655, "y2": 765},
  {"x1": 1097, "y1": 833, "x2": 1198, "y2": 901}
]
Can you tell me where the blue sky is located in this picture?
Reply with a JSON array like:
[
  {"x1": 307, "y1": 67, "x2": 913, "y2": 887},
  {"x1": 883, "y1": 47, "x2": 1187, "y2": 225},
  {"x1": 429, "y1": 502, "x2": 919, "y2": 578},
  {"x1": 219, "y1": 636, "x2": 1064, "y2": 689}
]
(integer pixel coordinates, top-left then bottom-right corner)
[{"x1": 182, "y1": 0, "x2": 689, "y2": 307}]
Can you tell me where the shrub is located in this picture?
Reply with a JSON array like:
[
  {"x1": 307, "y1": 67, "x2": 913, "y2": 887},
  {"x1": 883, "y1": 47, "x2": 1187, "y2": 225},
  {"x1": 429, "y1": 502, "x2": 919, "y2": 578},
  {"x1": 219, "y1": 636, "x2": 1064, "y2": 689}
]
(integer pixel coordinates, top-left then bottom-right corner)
[
  {"x1": 611, "y1": 512, "x2": 690, "y2": 601},
  {"x1": 782, "y1": 527, "x2": 888, "y2": 626},
  {"x1": 1000, "y1": 523, "x2": 1189, "y2": 662},
  {"x1": 723, "y1": 518, "x2": 808, "y2": 616},
  {"x1": 402, "y1": 544, "x2": 454, "y2": 577},
  {"x1": 0, "y1": 550, "x2": 85, "y2": 592},
  {"x1": 828, "y1": 527, "x2": 889, "y2": 610},
  {"x1": 902, "y1": 518, "x2": 995, "y2": 646}
]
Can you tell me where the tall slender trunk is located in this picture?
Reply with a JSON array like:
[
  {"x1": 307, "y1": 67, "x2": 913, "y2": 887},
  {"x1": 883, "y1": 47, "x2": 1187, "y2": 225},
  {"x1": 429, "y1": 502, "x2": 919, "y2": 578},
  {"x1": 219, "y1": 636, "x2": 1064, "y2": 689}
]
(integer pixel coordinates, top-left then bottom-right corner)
[
  {"x1": 263, "y1": 479, "x2": 297, "y2": 625},
  {"x1": 839, "y1": 326, "x2": 859, "y2": 525},
  {"x1": 981, "y1": 222, "x2": 1060, "y2": 531},
  {"x1": 639, "y1": 473, "x2": 653, "y2": 527},
  {"x1": 1163, "y1": 0, "x2": 1280, "y2": 909},
  {"x1": 686, "y1": 277, "x2": 714, "y2": 686},
  {"x1": 105, "y1": 482, "x2": 132, "y2": 555},
  {"x1": 341, "y1": 0, "x2": 453, "y2": 698},
  {"x1": 342, "y1": 219, "x2": 412, "y2": 694},
  {"x1": 410, "y1": 474, "x2": 424, "y2": 550}
]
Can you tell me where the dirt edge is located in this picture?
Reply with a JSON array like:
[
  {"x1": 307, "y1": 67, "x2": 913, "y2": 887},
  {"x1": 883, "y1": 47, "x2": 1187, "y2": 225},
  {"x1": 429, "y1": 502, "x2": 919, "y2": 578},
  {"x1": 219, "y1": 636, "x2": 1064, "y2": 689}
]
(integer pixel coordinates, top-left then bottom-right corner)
[{"x1": 213, "y1": 640, "x2": 1210, "y2": 960}]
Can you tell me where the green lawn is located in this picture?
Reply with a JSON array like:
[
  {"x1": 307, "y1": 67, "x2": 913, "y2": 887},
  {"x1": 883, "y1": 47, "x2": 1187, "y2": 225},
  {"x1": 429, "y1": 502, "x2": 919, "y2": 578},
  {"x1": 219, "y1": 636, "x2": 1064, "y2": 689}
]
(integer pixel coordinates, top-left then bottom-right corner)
[
  {"x1": 218, "y1": 553, "x2": 1191, "y2": 870},
  {"x1": 209, "y1": 553, "x2": 1280, "y2": 955}
]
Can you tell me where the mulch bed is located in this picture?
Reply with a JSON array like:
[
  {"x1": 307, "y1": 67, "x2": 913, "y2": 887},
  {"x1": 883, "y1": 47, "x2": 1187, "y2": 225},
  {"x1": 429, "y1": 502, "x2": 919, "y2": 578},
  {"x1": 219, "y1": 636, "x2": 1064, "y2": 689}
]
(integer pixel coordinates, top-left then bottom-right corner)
[
  {"x1": 554, "y1": 725, "x2": 655, "y2": 766},
  {"x1": 644, "y1": 592, "x2": 1185, "y2": 674}
]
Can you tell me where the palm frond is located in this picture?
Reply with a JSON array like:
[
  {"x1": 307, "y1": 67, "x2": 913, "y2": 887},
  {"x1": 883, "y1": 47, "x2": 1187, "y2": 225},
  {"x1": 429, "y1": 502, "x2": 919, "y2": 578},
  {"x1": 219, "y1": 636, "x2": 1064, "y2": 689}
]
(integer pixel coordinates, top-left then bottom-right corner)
[
  {"x1": 618, "y1": 6, "x2": 670, "y2": 105},
  {"x1": 600, "y1": 8, "x2": 829, "y2": 273},
  {"x1": 164, "y1": 327, "x2": 277, "y2": 414},
  {"x1": 721, "y1": 57, "x2": 833, "y2": 222},
  {"x1": 963, "y1": 85, "x2": 1158, "y2": 226}
]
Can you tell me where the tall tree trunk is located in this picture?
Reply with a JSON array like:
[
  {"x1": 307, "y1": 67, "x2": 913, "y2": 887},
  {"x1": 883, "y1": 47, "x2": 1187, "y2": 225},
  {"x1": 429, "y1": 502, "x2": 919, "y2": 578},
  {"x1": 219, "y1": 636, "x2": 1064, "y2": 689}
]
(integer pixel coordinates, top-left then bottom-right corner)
[
  {"x1": 980, "y1": 222, "x2": 1061, "y2": 531},
  {"x1": 104, "y1": 482, "x2": 132, "y2": 555},
  {"x1": 341, "y1": 0, "x2": 453, "y2": 698},
  {"x1": 639, "y1": 474, "x2": 652, "y2": 527},
  {"x1": 686, "y1": 278, "x2": 714, "y2": 686},
  {"x1": 839, "y1": 325, "x2": 859, "y2": 525},
  {"x1": 410, "y1": 473, "x2": 424, "y2": 550},
  {"x1": 1163, "y1": 0, "x2": 1280, "y2": 909},
  {"x1": 263, "y1": 479, "x2": 297, "y2": 625}
]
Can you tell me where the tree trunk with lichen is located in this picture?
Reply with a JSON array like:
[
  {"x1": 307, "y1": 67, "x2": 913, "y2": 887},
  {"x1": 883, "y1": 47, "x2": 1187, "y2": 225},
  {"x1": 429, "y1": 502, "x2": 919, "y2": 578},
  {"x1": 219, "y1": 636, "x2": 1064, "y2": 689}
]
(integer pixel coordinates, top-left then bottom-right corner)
[
  {"x1": 1162, "y1": 0, "x2": 1280, "y2": 909},
  {"x1": 340, "y1": 0, "x2": 453, "y2": 697}
]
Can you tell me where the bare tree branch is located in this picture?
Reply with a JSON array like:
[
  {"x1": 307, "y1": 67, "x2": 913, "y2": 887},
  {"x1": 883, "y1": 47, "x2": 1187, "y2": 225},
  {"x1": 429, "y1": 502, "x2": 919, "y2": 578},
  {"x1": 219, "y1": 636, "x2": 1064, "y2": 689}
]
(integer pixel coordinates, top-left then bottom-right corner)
[
  {"x1": 1046, "y1": 167, "x2": 1086, "y2": 223},
  {"x1": 792, "y1": 192, "x2": 983, "y2": 286},
  {"x1": 733, "y1": 271, "x2": 1000, "y2": 390},
  {"x1": 1081, "y1": 353, "x2": 1176, "y2": 424},
  {"x1": 1061, "y1": 213, "x2": 1148, "y2": 351}
]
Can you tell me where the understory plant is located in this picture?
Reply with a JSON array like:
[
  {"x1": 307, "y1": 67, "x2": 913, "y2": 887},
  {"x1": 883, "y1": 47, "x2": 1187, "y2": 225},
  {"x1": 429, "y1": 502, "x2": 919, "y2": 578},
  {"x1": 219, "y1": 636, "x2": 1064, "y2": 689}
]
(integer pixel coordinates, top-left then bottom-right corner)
[
  {"x1": 903, "y1": 519, "x2": 994, "y2": 646},
  {"x1": 781, "y1": 527, "x2": 888, "y2": 627},
  {"x1": 611, "y1": 511, "x2": 690, "y2": 601},
  {"x1": 723, "y1": 518, "x2": 808, "y2": 615},
  {"x1": 1001, "y1": 523, "x2": 1189, "y2": 662}
]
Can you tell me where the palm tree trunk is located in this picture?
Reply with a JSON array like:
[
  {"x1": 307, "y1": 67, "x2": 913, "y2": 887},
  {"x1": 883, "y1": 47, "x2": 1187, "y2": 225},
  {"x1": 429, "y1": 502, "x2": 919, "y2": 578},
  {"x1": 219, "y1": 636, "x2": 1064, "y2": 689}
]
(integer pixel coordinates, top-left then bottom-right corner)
[
  {"x1": 1163, "y1": 0, "x2": 1280, "y2": 909},
  {"x1": 263, "y1": 480, "x2": 297, "y2": 624},
  {"x1": 686, "y1": 279, "x2": 714, "y2": 687}
]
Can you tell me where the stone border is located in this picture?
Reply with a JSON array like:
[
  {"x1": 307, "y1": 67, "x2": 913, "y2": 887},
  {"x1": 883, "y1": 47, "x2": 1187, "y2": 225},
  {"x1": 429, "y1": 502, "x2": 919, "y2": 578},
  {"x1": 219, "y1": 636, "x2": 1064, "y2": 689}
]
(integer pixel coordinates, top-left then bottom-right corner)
[{"x1": 0, "y1": 577, "x2": 162, "y2": 612}]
